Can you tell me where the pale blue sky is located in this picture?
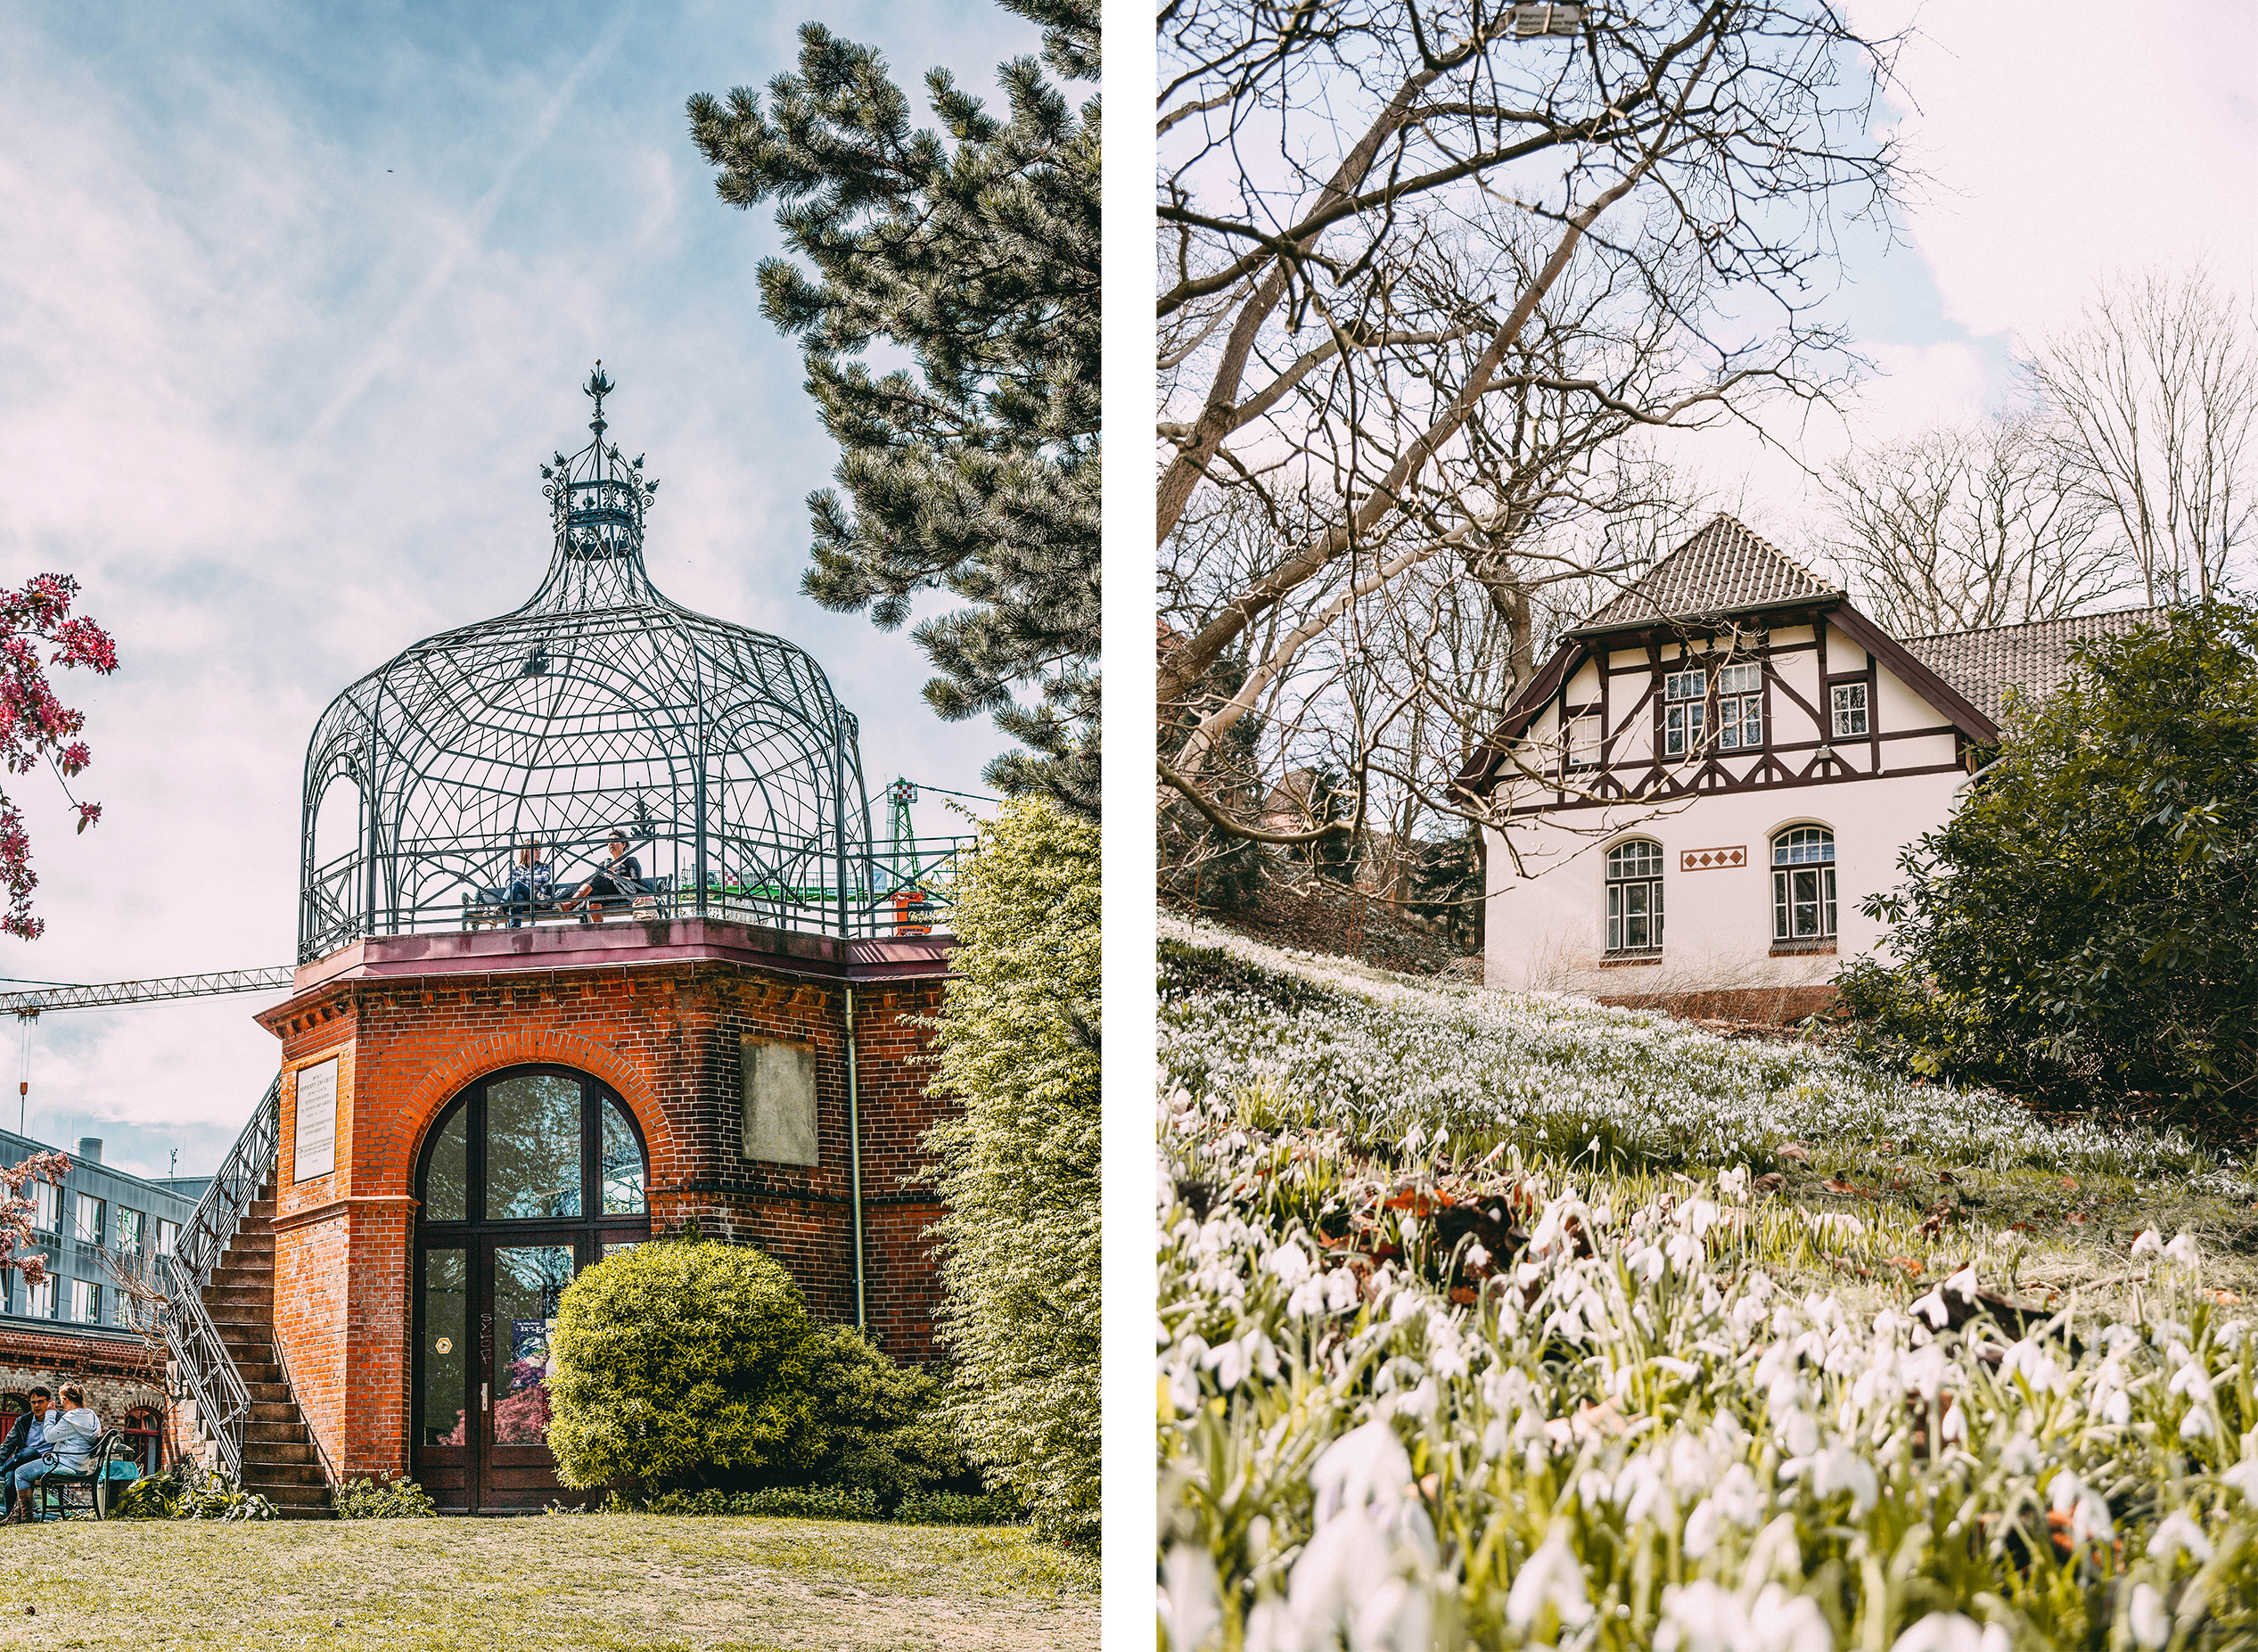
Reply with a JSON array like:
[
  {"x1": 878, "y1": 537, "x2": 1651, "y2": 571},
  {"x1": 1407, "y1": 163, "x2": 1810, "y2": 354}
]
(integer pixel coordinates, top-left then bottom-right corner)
[{"x1": 0, "y1": 0, "x2": 1044, "y2": 1177}]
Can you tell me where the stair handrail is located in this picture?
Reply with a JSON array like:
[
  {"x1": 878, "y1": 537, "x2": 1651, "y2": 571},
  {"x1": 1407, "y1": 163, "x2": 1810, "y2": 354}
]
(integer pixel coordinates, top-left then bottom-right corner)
[{"x1": 158, "y1": 1076, "x2": 280, "y2": 1483}]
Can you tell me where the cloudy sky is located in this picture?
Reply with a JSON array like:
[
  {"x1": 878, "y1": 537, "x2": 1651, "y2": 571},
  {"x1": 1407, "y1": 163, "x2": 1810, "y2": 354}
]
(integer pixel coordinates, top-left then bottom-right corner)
[
  {"x1": 1681, "y1": 2, "x2": 2258, "y2": 516},
  {"x1": 0, "y1": 0, "x2": 1038, "y2": 1178}
]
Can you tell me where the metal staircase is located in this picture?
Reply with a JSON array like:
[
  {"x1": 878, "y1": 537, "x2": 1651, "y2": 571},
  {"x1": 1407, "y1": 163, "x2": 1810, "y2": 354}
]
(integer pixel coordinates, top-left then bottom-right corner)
[{"x1": 161, "y1": 1081, "x2": 332, "y2": 1516}]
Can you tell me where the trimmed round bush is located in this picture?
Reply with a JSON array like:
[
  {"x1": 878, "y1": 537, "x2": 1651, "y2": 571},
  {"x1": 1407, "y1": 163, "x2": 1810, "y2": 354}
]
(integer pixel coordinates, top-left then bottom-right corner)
[{"x1": 546, "y1": 1238, "x2": 818, "y2": 1491}]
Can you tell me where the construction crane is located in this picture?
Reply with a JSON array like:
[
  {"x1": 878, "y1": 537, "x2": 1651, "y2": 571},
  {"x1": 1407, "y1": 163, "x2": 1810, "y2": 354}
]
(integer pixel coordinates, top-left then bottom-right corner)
[{"x1": 0, "y1": 967, "x2": 295, "y2": 1020}]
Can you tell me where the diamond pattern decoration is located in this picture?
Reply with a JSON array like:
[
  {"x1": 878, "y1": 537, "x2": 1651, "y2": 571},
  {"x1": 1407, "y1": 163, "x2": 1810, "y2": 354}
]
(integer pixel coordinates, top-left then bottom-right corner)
[{"x1": 1679, "y1": 846, "x2": 1747, "y2": 871}]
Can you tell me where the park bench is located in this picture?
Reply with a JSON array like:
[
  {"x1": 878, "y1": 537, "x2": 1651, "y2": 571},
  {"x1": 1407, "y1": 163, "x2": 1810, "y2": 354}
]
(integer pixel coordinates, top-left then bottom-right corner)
[
  {"x1": 29, "y1": 1428, "x2": 143, "y2": 1521},
  {"x1": 462, "y1": 874, "x2": 675, "y2": 932}
]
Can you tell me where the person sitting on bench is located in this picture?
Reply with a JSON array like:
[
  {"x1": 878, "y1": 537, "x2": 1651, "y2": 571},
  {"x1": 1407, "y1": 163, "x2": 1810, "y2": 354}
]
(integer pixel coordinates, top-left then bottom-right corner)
[
  {"x1": 4, "y1": 1383, "x2": 95, "y2": 1524},
  {"x1": 480, "y1": 843, "x2": 554, "y2": 927},
  {"x1": 0, "y1": 1388, "x2": 51, "y2": 1487},
  {"x1": 557, "y1": 833, "x2": 644, "y2": 924}
]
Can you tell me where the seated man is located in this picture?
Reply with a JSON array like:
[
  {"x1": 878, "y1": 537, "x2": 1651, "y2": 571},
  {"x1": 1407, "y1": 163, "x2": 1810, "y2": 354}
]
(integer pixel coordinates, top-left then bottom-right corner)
[
  {"x1": 556, "y1": 833, "x2": 644, "y2": 925},
  {"x1": 0, "y1": 1388, "x2": 51, "y2": 1484},
  {"x1": 4, "y1": 1382, "x2": 95, "y2": 1523},
  {"x1": 479, "y1": 843, "x2": 554, "y2": 928}
]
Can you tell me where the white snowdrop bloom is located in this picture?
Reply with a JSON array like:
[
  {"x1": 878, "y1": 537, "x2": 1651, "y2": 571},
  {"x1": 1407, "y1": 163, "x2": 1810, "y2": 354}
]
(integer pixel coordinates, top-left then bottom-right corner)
[
  {"x1": 1667, "y1": 1231, "x2": 1706, "y2": 1272},
  {"x1": 1777, "y1": 1408, "x2": 1821, "y2": 1459},
  {"x1": 2000, "y1": 1434, "x2": 2040, "y2": 1475},
  {"x1": 2047, "y1": 1469, "x2": 2087, "y2": 1514},
  {"x1": 1463, "y1": 1241, "x2": 1490, "y2": 1271},
  {"x1": 1999, "y1": 1339, "x2": 2066, "y2": 1394},
  {"x1": 1901, "y1": 1344, "x2": 1955, "y2": 1402},
  {"x1": 2147, "y1": 1508, "x2": 2213, "y2": 1565},
  {"x1": 1309, "y1": 1420, "x2": 1413, "y2": 1525},
  {"x1": 1749, "y1": 1586, "x2": 1835, "y2": 1652},
  {"x1": 1888, "y1": 1615, "x2": 2007, "y2": 1652},
  {"x1": 2169, "y1": 1360, "x2": 2214, "y2": 1404},
  {"x1": 1388, "y1": 1289, "x2": 1421, "y2": 1325},
  {"x1": 1939, "y1": 1403, "x2": 1967, "y2": 1445},
  {"x1": 2131, "y1": 1229, "x2": 2164, "y2": 1259},
  {"x1": 1503, "y1": 1528, "x2": 1593, "y2": 1632},
  {"x1": 1264, "y1": 1242, "x2": 1312, "y2": 1289},
  {"x1": 1683, "y1": 1463, "x2": 1765, "y2": 1557},
  {"x1": 1286, "y1": 1508, "x2": 1435, "y2": 1652},
  {"x1": 1629, "y1": 1244, "x2": 1667, "y2": 1284},
  {"x1": 1717, "y1": 1166, "x2": 1750, "y2": 1200},
  {"x1": 1678, "y1": 1197, "x2": 1722, "y2": 1237},
  {"x1": 1654, "y1": 1580, "x2": 1745, "y2": 1652},
  {"x1": 2221, "y1": 1457, "x2": 2258, "y2": 1500},
  {"x1": 1943, "y1": 1263, "x2": 1979, "y2": 1300},
  {"x1": 2164, "y1": 1231, "x2": 2201, "y2": 1266},
  {"x1": 1323, "y1": 1267, "x2": 1362, "y2": 1315},
  {"x1": 1791, "y1": 1444, "x2": 1879, "y2": 1517},
  {"x1": 1201, "y1": 1336, "x2": 1250, "y2": 1391},
  {"x1": 1285, "y1": 1275, "x2": 1329, "y2": 1319},
  {"x1": 1909, "y1": 1286, "x2": 1952, "y2": 1330},
  {"x1": 1614, "y1": 1452, "x2": 1668, "y2": 1525},
  {"x1": 1161, "y1": 1545, "x2": 1225, "y2": 1652},
  {"x1": 2129, "y1": 1582, "x2": 2171, "y2": 1649},
  {"x1": 2180, "y1": 1404, "x2": 2217, "y2": 1441}
]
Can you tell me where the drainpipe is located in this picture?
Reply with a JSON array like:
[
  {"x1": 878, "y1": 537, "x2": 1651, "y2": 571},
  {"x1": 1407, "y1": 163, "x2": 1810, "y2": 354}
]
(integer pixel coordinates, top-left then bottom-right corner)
[
  {"x1": 845, "y1": 984, "x2": 866, "y2": 1332},
  {"x1": 1951, "y1": 753, "x2": 2008, "y2": 807}
]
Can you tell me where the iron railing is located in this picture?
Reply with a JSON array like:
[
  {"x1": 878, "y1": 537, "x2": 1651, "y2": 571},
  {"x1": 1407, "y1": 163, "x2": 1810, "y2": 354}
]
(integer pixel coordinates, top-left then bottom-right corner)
[{"x1": 159, "y1": 1079, "x2": 280, "y2": 1482}]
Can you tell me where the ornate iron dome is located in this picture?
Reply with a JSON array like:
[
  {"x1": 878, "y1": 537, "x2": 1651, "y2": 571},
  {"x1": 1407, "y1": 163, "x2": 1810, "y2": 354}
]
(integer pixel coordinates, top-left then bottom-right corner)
[{"x1": 297, "y1": 366, "x2": 957, "y2": 962}]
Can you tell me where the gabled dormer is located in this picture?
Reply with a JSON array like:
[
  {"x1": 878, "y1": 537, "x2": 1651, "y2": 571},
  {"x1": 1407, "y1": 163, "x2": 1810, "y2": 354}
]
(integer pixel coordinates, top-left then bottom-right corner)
[{"x1": 1457, "y1": 515, "x2": 1999, "y2": 811}]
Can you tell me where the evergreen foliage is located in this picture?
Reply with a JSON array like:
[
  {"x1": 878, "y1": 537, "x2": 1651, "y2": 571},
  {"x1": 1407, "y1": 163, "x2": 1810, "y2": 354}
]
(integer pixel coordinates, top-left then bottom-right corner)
[
  {"x1": 546, "y1": 1238, "x2": 958, "y2": 1500},
  {"x1": 686, "y1": 2, "x2": 1100, "y2": 815},
  {"x1": 1837, "y1": 602, "x2": 2258, "y2": 1119},
  {"x1": 924, "y1": 797, "x2": 1101, "y2": 1546}
]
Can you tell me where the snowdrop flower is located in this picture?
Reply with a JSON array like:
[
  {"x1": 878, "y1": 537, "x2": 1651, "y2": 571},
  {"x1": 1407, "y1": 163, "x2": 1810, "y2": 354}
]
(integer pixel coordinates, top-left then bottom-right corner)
[
  {"x1": 1938, "y1": 1402, "x2": 1967, "y2": 1445},
  {"x1": 2164, "y1": 1231, "x2": 2201, "y2": 1266},
  {"x1": 2221, "y1": 1457, "x2": 2258, "y2": 1500},
  {"x1": 1717, "y1": 1165, "x2": 1750, "y2": 1200},
  {"x1": 1654, "y1": 1581, "x2": 1831, "y2": 1652},
  {"x1": 2169, "y1": 1360, "x2": 2213, "y2": 1403},
  {"x1": 1503, "y1": 1528, "x2": 1592, "y2": 1633},
  {"x1": 2132, "y1": 1229, "x2": 2164, "y2": 1259},
  {"x1": 1629, "y1": 1243, "x2": 1667, "y2": 1283},
  {"x1": 1309, "y1": 1420, "x2": 1413, "y2": 1525},
  {"x1": 1793, "y1": 1444, "x2": 1880, "y2": 1517},
  {"x1": 1682, "y1": 1464, "x2": 1765, "y2": 1557},
  {"x1": 1667, "y1": 1231, "x2": 1706, "y2": 1271},
  {"x1": 1889, "y1": 1615, "x2": 2008, "y2": 1652},
  {"x1": 1286, "y1": 1508, "x2": 1435, "y2": 1652},
  {"x1": 1463, "y1": 1241, "x2": 1490, "y2": 1271},
  {"x1": 1323, "y1": 1267, "x2": 1361, "y2": 1315},
  {"x1": 1160, "y1": 1545, "x2": 1224, "y2": 1652},
  {"x1": 2129, "y1": 1582, "x2": 2171, "y2": 1649},
  {"x1": 1999, "y1": 1338, "x2": 2066, "y2": 1394},
  {"x1": 2147, "y1": 1508, "x2": 2213, "y2": 1565},
  {"x1": 1264, "y1": 1243, "x2": 1312, "y2": 1289}
]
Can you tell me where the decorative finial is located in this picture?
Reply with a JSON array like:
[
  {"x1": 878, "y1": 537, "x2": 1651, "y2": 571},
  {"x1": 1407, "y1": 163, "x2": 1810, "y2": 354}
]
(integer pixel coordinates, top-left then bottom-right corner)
[{"x1": 584, "y1": 359, "x2": 614, "y2": 435}]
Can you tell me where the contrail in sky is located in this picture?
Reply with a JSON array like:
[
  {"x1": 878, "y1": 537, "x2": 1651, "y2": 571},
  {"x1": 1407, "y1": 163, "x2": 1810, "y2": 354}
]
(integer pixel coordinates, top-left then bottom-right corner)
[{"x1": 304, "y1": 8, "x2": 635, "y2": 443}]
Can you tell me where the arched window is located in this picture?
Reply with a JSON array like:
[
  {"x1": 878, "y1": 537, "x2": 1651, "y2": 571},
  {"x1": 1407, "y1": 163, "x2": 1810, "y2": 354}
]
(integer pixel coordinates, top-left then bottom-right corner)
[
  {"x1": 1771, "y1": 826, "x2": 1836, "y2": 941},
  {"x1": 1605, "y1": 839, "x2": 1665, "y2": 953}
]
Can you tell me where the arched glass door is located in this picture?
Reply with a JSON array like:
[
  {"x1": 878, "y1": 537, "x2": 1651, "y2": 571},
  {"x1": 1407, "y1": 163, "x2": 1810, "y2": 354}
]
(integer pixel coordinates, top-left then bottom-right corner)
[{"x1": 410, "y1": 1066, "x2": 649, "y2": 1512}]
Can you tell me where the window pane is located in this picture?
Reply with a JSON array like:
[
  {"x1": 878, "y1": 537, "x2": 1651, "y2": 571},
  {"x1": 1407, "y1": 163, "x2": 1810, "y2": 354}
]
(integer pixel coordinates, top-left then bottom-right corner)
[
  {"x1": 493, "y1": 1245, "x2": 574, "y2": 1444},
  {"x1": 1773, "y1": 871, "x2": 1789, "y2": 941},
  {"x1": 599, "y1": 1097, "x2": 645, "y2": 1215},
  {"x1": 485, "y1": 1075, "x2": 582, "y2": 1221},
  {"x1": 1824, "y1": 867, "x2": 1838, "y2": 936},
  {"x1": 420, "y1": 1249, "x2": 469, "y2": 1447},
  {"x1": 1664, "y1": 704, "x2": 1684, "y2": 754},
  {"x1": 155, "y1": 1220, "x2": 177, "y2": 1258},
  {"x1": 1606, "y1": 884, "x2": 1622, "y2": 950},
  {"x1": 1624, "y1": 883, "x2": 1650, "y2": 949},
  {"x1": 1719, "y1": 701, "x2": 1740, "y2": 750},
  {"x1": 1719, "y1": 663, "x2": 1761, "y2": 695},
  {"x1": 71, "y1": 1195, "x2": 101, "y2": 1245},
  {"x1": 1743, "y1": 700, "x2": 1762, "y2": 748},
  {"x1": 423, "y1": 1102, "x2": 469, "y2": 1222},
  {"x1": 114, "y1": 1208, "x2": 142, "y2": 1253},
  {"x1": 1793, "y1": 868, "x2": 1820, "y2": 936}
]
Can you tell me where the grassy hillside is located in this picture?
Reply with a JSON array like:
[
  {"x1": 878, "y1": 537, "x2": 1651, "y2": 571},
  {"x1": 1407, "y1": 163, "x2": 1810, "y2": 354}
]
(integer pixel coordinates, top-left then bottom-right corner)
[{"x1": 1158, "y1": 916, "x2": 2258, "y2": 1649}]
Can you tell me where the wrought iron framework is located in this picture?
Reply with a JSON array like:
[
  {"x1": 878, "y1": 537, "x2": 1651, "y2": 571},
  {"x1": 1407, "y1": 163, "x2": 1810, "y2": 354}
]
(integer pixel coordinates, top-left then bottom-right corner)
[{"x1": 298, "y1": 368, "x2": 967, "y2": 962}]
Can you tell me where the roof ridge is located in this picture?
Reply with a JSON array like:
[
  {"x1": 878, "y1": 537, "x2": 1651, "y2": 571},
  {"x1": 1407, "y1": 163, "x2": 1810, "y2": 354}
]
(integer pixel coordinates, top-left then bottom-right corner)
[
  {"x1": 1902, "y1": 604, "x2": 2163, "y2": 645},
  {"x1": 1572, "y1": 513, "x2": 1837, "y2": 632},
  {"x1": 1705, "y1": 512, "x2": 1841, "y2": 598}
]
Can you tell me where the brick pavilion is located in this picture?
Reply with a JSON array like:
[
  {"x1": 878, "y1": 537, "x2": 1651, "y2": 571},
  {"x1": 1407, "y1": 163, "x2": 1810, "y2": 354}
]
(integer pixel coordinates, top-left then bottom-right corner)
[{"x1": 168, "y1": 369, "x2": 967, "y2": 1513}]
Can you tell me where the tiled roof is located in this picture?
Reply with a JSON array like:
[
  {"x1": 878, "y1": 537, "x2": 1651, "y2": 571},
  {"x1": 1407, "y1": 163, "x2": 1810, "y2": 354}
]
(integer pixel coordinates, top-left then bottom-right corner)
[
  {"x1": 1902, "y1": 607, "x2": 2165, "y2": 726},
  {"x1": 1575, "y1": 514, "x2": 1839, "y2": 631}
]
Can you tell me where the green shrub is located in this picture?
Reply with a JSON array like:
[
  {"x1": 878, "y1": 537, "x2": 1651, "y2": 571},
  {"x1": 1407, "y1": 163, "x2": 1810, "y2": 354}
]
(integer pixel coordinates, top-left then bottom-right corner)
[
  {"x1": 1838, "y1": 600, "x2": 2258, "y2": 1122},
  {"x1": 112, "y1": 1460, "x2": 277, "y2": 1521},
  {"x1": 891, "y1": 1489, "x2": 1022, "y2": 1526},
  {"x1": 546, "y1": 1238, "x2": 818, "y2": 1492},
  {"x1": 546, "y1": 1238, "x2": 966, "y2": 1506},
  {"x1": 924, "y1": 797, "x2": 1100, "y2": 1547},
  {"x1": 334, "y1": 1475, "x2": 438, "y2": 1518}
]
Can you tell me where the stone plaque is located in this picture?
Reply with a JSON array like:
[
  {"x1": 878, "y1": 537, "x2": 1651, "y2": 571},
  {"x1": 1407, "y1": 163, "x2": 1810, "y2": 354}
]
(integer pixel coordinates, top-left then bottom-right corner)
[
  {"x1": 1679, "y1": 845, "x2": 1747, "y2": 871},
  {"x1": 294, "y1": 1056, "x2": 338, "y2": 1182},
  {"x1": 741, "y1": 1037, "x2": 817, "y2": 1166}
]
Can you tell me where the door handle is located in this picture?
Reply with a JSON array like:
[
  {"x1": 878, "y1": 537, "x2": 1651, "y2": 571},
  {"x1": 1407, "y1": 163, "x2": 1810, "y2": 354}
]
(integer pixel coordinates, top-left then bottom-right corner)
[{"x1": 481, "y1": 1383, "x2": 490, "y2": 1412}]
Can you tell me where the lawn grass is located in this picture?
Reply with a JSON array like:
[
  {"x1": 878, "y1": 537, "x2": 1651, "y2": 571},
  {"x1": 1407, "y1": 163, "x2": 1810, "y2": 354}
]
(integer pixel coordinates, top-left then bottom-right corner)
[{"x1": 0, "y1": 1515, "x2": 1096, "y2": 1651}]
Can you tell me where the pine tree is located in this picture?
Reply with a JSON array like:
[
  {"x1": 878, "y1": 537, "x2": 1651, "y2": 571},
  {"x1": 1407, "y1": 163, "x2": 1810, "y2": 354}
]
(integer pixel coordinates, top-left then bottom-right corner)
[{"x1": 688, "y1": 1, "x2": 1099, "y2": 815}]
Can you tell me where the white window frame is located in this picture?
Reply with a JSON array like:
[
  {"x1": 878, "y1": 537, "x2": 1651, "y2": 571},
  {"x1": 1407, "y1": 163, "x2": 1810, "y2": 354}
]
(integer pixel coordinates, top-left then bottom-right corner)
[
  {"x1": 68, "y1": 1278, "x2": 98, "y2": 1325},
  {"x1": 29, "y1": 1182, "x2": 57, "y2": 1235},
  {"x1": 1663, "y1": 670, "x2": 1705, "y2": 758},
  {"x1": 1604, "y1": 839, "x2": 1666, "y2": 953},
  {"x1": 71, "y1": 1191, "x2": 102, "y2": 1246},
  {"x1": 1831, "y1": 682, "x2": 1869, "y2": 739},
  {"x1": 113, "y1": 1206, "x2": 143, "y2": 1253},
  {"x1": 24, "y1": 1278, "x2": 53, "y2": 1319},
  {"x1": 1564, "y1": 712, "x2": 1603, "y2": 772},
  {"x1": 1771, "y1": 826, "x2": 1838, "y2": 941},
  {"x1": 1716, "y1": 662, "x2": 1762, "y2": 752},
  {"x1": 155, "y1": 1219, "x2": 178, "y2": 1258}
]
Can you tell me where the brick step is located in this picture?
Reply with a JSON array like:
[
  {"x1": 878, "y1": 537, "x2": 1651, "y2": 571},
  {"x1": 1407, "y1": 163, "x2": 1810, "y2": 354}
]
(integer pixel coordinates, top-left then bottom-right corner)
[{"x1": 242, "y1": 1441, "x2": 318, "y2": 1468}]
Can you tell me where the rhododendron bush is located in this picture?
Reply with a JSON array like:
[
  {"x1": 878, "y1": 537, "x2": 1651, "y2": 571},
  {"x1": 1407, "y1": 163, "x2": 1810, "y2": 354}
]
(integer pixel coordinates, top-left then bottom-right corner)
[{"x1": 1157, "y1": 922, "x2": 2258, "y2": 1648}]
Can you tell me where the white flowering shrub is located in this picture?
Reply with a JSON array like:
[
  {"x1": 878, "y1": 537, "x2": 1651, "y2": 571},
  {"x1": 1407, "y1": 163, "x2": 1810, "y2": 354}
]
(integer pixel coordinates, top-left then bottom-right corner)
[{"x1": 1158, "y1": 920, "x2": 2258, "y2": 1648}]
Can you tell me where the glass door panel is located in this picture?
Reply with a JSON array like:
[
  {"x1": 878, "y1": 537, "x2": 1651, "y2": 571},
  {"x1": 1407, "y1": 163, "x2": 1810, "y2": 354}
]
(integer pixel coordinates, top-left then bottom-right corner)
[
  {"x1": 485, "y1": 1074, "x2": 583, "y2": 1219},
  {"x1": 489, "y1": 1243, "x2": 574, "y2": 1445},
  {"x1": 420, "y1": 1250, "x2": 470, "y2": 1446}
]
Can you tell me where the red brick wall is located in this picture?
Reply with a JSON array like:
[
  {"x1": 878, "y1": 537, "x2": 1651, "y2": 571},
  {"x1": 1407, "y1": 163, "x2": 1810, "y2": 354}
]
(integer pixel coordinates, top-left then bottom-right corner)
[{"x1": 257, "y1": 948, "x2": 956, "y2": 1481}]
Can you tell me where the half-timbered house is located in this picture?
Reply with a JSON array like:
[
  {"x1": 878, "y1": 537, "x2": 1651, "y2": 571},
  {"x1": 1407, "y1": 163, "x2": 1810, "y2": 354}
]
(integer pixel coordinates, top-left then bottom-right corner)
[{"x1": 1457, "y1": 514, "x2": 2155, "y2": 1019}]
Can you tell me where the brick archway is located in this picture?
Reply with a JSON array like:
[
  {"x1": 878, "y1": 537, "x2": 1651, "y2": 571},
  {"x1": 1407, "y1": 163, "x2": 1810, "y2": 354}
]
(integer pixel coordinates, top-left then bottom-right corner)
[{"x1": 390, "y1": 1028, "x2": 676, "y2": 1203}]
